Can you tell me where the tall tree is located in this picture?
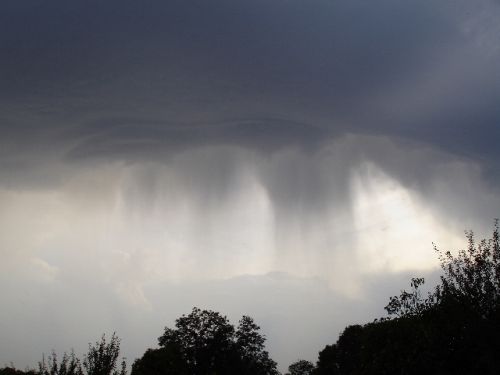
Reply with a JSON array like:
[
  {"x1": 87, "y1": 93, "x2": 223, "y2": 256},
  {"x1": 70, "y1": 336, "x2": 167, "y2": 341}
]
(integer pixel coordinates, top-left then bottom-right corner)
[
  {"x1": 314, "y1": 221, "x2": 500, "y2": 375},
  {"x1": 235, "y1": 315, "x2": 278, "y2": 375},
  {"x1": 83, "y1": 334, "x2": 126, "y2": 375},
  {"x1": 133, "y1": 307, "x2": 278, "y2": 375},
  {"x1": 286, "y1": 360, "x2": 315, "y2": 375},
  {"x1": 435, "y1": 220, "x2": 500, "y2": 318}
]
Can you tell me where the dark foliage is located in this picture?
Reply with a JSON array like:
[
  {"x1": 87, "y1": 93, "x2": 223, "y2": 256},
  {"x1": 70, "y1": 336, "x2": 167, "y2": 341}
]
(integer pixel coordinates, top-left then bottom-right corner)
[
  {"x1": 133, "y1": 307, "x2": 278, "y2": 375},
  {"x1": 285, "y1": 359, "x2": 315, "y2": 375},
  {"x1": 131, "y1": 346, "x2": 189, "y2": 375},
  {"x1": 384, "y1": 278, "x2": 437, "y2": 318},
  {"x1": 314, "y1": 221, "x2": 500, "y2": 375},
  {"x1": 38, "y1": 351, "x2": 82, "y2": 375},
  {"x1": 436, "y1": 220, "x2": 500, "y2": 319},
  {"x1": 83, "y1": 334, "x2": 126, "y2": 375},
  {"x1": 35, "y1": 334, "x2": 126, "y2": 375},
  {"x1": 2, "y1": 335, "x2": 126, "y2": 375},
  {"x1": 0, "y1": 368, "x2": 36, "y2": 375}
]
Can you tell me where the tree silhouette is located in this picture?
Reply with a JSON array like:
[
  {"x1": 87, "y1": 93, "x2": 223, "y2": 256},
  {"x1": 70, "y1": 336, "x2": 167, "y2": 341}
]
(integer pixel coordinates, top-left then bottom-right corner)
[
  {"x1": 38, "y1": 351, "x2": 82, "y2": 375},
  {"x1": 0, "y1": 367, "x2": 36, "y2": 375},
  {"x1": 157, "y1": 307, "x2": 235, "y2": 374},
  {"x1": 385, "y1": 220, "x2": 500, "y2": 319},
  {"x1": 35, "y1": 334, "x2": 126, "y2": 375},
  {"x1": 314, "y1": 221, "x2": 500, "y2": 375},
  {"x1": 131, "y1": 346, "x2": 189, "y2": 375},
  {"x1": 286, "y1": 360, "x2": 314, "y2": 375},
  {"x1": 235, "y1": 315, "x2": 278, "y2": 375},
  {"x1": 384, "y1": 277, "x2": 437, "y2": 317},
  {"x1": 435, "y1": 220, "x2": 500, "y2": 318},
  {"x1": 83, "y1": 334, "x2": 126, "y2": 375},
  {"x1": 133, "y1": 307, "x2": 278, "y2": 375}
]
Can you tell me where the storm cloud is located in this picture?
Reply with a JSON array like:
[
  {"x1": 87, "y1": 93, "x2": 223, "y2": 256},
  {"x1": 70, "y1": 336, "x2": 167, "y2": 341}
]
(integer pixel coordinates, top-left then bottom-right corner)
[{"x1": 1, "y1": 0, "x2": 500, "y2": 371}]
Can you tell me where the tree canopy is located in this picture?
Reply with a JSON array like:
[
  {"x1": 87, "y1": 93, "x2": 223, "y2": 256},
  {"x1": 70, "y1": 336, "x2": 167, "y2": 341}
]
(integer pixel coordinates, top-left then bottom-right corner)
[
  {"x1": 83, "y1": 334, "x2": 126, "y2": 375},
  {"x1": 285, "y1": 360, "x2": 315, "y2": 375},
  {"x1": 133, "y1": 307, "x2": 278, "y2": 375},
  {"x1": 313, "y1": 221, "x2": 500, "y2": 375}
]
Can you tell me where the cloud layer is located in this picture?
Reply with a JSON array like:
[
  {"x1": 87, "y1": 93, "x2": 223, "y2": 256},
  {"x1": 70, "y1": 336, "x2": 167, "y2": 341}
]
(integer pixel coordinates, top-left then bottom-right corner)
[{"x1": 1, "y1": 0, "x2": 500, "y2": 371}]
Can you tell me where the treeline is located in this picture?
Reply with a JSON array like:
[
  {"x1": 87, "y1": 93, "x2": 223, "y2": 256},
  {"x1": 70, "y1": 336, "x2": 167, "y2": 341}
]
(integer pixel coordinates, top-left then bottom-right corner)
[
  {"x1": 311, "y1": 221, "x2": 500, "y2": 375},
  {"x1": 1, "y1": 311, "x2": 279, "y2": 375},
  {"x1": 1, "y1": 335, "x2": 126, "y2": 375},
  {"x1": 3, "y1": 222, "x2": 500, "y2": 375}
]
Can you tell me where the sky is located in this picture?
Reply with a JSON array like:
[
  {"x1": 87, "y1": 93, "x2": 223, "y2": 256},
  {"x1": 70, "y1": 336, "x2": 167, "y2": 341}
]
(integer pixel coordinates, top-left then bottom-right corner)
[{"x1": 1, "y1": 0, "x2": 500, "y2": 371}]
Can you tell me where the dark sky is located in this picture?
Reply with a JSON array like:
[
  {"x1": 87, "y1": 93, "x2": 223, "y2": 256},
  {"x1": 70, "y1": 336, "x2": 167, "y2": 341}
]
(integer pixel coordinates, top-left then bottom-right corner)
[{"x1": 1, "y1": 0, "x2": 500, "y2": 371}]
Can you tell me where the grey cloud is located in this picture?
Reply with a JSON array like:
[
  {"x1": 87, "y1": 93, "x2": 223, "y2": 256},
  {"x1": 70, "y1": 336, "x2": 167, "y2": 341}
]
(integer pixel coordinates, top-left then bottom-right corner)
[
  {"x1": 63, "y1": 118, "x2": 327, "y2": 161},
  {"x1": 1, "y1": 0, "x2": 448, "y2": 93},
  {"x1": 0, "y1": 1, "x2": 462, "y2": 138},
  {"x1": 0, "y1": 8, "x2": 498, "y2": 194},
  {"x1": 2, "y1": 0, "x2": 500, "y2": 371},
  {"x1": 1, "y1": 0, "x2": 498, "y2": 175}
]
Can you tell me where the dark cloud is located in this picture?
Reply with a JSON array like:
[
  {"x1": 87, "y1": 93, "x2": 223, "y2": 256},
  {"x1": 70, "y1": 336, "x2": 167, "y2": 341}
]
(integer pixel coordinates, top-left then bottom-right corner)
[
  {"x1": 1, "y1": 0, "x2": 499, "y2": 179},
  {"x1": 0, "y1": 1, "x2": 466, "y2": 149},
  {"x1": 2, "y1": 0, "x2": 500, "y2": 371},
  {"x1": 1, "y1": 0, "x2": 447, "y2": 92}
]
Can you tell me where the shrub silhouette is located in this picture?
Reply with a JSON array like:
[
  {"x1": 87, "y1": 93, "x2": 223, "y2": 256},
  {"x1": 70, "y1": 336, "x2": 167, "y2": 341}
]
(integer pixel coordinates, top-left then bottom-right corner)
[
  {"x1": 35, "y1": 334, "x2": 126, "y2": 375},
  {"x1": 83, "y1": 334, "x2": 126, "y2": 375},
  {"x1": 38, "y1": 351, "x2": 82, "y2": 375},
  {"x1": 0, "y1": 367, "x2": 36, "y2": 375},
  {"x1": 285, "y1": 359, "x2": 315, "y2": 375}
]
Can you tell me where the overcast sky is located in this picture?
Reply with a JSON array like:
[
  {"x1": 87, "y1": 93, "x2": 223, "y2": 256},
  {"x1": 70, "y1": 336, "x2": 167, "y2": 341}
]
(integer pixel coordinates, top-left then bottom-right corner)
[{"x1": 1, "y1": 0, "x2": 500, "y2": 371}]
